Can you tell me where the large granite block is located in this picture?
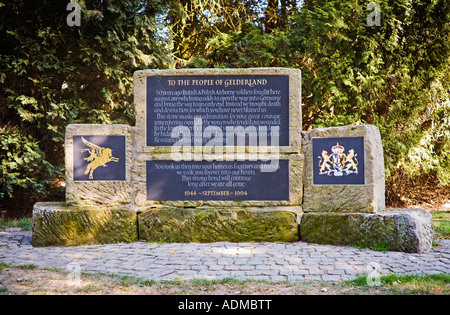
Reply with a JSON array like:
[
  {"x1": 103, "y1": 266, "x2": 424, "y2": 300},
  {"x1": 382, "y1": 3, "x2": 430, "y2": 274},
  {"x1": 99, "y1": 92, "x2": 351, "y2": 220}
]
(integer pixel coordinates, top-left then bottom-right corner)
[
  {"x1": 300, "y1": 209, "x2": 434, "y2": 253},
  {"x1": 138, "y1": 206, "x2": 301, "y2": 243},
  {"x1": 32, "y1": 202, "x2": 137, "y2": 246},
  {"x1": 302, "y1": 125, "x2": 385, "y2": 213}
]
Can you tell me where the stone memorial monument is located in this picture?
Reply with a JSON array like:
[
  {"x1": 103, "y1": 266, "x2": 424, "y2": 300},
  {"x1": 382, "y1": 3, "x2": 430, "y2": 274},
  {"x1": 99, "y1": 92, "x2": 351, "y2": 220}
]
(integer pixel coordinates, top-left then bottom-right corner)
[{"x1": 32, "y1": 68, "x2": 434, "y2": 253}]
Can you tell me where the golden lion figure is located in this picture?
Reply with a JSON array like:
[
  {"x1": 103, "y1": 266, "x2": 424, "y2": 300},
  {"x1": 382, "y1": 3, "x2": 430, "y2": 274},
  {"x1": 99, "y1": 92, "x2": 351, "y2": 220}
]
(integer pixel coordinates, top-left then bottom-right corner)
[
  {"x1": 80, "y1": 137, "x2": 119, "y2": 179},
  {"x1": 319, "y1": 150, "x2": 333, "y2": 174},
  {"x1": 343, "y1": 149, "x2": 358, "y2": 173}
]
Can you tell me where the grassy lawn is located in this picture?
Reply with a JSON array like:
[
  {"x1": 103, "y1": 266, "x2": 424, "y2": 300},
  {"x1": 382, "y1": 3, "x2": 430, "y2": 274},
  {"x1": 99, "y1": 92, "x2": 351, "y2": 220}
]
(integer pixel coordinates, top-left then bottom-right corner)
[
  {"x1": 0, "y1": 218, "x2": 32, "y2": 232},
  {"x1": 433, "y1": 211, "x2": 450, "y2": 239},
  {"x1": 348, "y1": 273, "x2": 450, "y2": 295},
  {"x1": 0, "y1": 263, "x2": 448, "y2": 295}
]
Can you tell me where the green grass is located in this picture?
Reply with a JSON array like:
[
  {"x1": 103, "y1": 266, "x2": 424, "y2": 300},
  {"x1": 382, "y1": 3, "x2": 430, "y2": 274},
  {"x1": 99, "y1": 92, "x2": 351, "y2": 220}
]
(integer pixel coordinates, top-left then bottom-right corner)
[
  {"x1": 347, "y1": 273, "x2": 450, "y2": 294},
  {"x1": 354, "y1": 240, "x2": 391, "y2": 252},
  {"x1": 0, "y1": 262, "x2": 8, "y2": 271},
  {"x1": 89, "y1": 273, "x2": 450, "y2": 295},
  {"x1": 105, "y1": 274, "x2": 261, "y2": 290},
  {"x1": 433, "y1": 211, "x2": 450, "y2": 239},
  {"x1": 0, "y1": 218, "x2": 32, "y2": 231},
  {"x1": 15, "y1": 264, "x2": 38, "y2": 270},
  {"x1": 1, "y1": 262, "x2": 449, "y2": 295},
  {"x1": 0, "y1": 262, "x2": 37, "y2": 270}
]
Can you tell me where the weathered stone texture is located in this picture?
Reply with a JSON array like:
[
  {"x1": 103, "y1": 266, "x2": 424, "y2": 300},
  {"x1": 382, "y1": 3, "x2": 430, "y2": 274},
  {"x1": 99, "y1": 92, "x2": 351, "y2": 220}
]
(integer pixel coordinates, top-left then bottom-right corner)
[
  {"x1": 138, "y1": 206, "x2": 301, "y2": 243},
  {"x1": 65, "y1": 124, "x2": 133, "y2": 207},
  {"x1": 302, "y1": 125, "x2": 385, "y2": 213},
  {"x1": 300, "y1": 209, "x2": 434, "y2": 253},
  {"x1": 32, "y1": 202, "x2": 137, "y2": 246}
]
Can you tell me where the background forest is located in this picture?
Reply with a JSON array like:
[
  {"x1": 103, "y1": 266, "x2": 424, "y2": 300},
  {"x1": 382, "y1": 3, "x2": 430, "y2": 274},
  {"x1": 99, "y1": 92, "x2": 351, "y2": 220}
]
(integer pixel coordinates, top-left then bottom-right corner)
[{"x1": 1, "y1": 0, "x2": 449, "y2": 217}]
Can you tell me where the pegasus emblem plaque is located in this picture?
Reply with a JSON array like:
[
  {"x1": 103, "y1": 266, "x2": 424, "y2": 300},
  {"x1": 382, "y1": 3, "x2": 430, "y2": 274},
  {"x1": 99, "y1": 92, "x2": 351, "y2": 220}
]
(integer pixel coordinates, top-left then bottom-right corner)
[{"x1": 73, "y1": 135, "x2": 126, "y2": 181}]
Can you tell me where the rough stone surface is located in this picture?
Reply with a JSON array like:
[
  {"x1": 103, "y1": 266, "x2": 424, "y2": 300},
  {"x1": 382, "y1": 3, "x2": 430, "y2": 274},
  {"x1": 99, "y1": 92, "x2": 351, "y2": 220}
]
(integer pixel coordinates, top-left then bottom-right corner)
[
  {"x1": 138, "y1": 206, "x2": 301, "y2": 243},
  {"x1": 302, "y1": 125, "x2": 385, "y2": 213},
  {"x1": 65, "y1": 124, "x2": 133, "y2": 207},
  {"x1": 300, "y1": 209, "x2": 434, "y2": 253},
  {"x1": 32, "y1": 202, "x2": 137, "y2": 247},
  {"x1": 133, "y1": 68, "x2": 302, "y2": 154},
  {"x1": 2, "y1": 231, "x2": 449, "y2": 283}
]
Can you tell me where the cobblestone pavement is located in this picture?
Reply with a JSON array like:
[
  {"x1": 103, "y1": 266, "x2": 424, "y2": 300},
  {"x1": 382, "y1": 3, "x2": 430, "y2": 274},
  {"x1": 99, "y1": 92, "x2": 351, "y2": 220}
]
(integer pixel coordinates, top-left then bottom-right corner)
[{"x1": 1, "y1": 231, "x2": 449, "y2": 283}]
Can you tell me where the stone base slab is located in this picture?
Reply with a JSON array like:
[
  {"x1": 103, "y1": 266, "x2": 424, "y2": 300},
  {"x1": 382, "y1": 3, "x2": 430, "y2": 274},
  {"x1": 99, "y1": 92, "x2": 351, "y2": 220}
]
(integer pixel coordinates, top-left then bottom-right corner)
[
  {"x1": 299, "y1": 209, "x2": 434, "y2": 253},
  {"x1": 32, "y1": 203, "x2": 434, "y2": 253},
  {"x1": 32, "y1": 203, "x2": 301, "y2": 246},
  {"x1": 32, "y1": 202, "x2": 138, "y2": 246},
  {"x1": 138, "y1": 206, "x2": 301, "y2": 243}
]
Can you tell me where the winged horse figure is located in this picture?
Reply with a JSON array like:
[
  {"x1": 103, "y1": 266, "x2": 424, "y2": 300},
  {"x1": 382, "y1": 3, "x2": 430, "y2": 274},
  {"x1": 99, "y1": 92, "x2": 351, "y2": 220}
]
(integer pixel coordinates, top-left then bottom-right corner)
[{"x1": 80, "y1": 137, "x2": 119, "y2": 179}]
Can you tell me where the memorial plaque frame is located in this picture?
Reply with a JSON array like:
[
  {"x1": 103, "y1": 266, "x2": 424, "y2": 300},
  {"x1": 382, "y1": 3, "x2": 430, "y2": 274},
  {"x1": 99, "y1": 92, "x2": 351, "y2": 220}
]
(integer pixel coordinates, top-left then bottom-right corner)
[
  {"x1": 133, "y1": 68, "x2": 303, "y2": 207},
  {"x1": 73, "y1": 135, "x2": 126, "y2": 182},
  {"x1": 312, "y1": 136, "x2": 365, "y2": 185},
  {"x1": 134, "y1": 68, "x2": 302, "y2": 154},
  {"x1": 133, "y1": 153, "x2": 303, "y2": 207},
  {"x1": 146, "y1": 75, "x2": 290, "y2": 147},
  {"x1": 65, "y1": 124, "x2": 133, "y2": 207}
]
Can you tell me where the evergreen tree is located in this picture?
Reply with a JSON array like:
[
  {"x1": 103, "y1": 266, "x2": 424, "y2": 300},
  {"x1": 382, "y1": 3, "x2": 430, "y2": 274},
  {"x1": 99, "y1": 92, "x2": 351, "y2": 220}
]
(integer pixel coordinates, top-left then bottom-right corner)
[
  {"x1": 167, "y1": 0, "x2": 258, "y2": 65},
  {"x1": 290, "y1": 0, "x2": 450, "y2": 183},
  {"x1": 0, "y1": 0, "x2": 168, "y2": 214}
]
